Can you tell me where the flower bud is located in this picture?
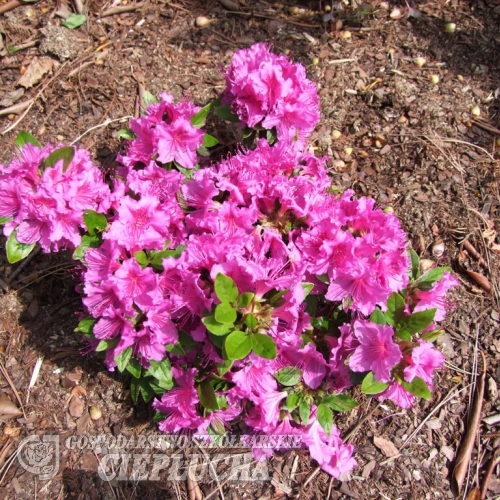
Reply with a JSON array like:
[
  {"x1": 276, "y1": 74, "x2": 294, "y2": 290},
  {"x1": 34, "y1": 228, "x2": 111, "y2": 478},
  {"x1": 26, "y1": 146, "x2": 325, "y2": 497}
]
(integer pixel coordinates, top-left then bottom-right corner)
[
  {"x1": 432, "y1": 239, "x2": 445, "y2": 257},
  {"x1": 471, "y1": 106, "x2": 480, "y2": 117},
  {"x1": 414, "y1": 57, "x2": 426, "y2": 68},
  {"x1": 89, "y1": 406, "x2": 102, "y2": 420},
  {"x1": 429, "y1": 74, "x2": 439, "y2": 85}
]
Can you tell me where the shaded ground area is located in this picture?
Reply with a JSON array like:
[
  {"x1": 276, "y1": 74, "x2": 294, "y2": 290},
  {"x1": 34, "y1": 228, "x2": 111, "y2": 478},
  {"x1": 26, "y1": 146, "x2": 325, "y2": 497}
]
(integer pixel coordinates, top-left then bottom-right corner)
[{"x1": 0, "y1": 0, "x2": 499, "y2": 498}]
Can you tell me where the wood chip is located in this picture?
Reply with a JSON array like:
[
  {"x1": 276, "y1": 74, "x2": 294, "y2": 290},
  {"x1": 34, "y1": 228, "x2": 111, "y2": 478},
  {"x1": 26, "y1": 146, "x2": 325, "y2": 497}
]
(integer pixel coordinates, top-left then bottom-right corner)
[
  {"x1": 17, "y1": 58, "x2": 54, "y2": 89},
  {"x1": 0, "y1": 88, "x2": 24, "y2": 108},
  {"x1": 374, "y1": 436, "x2": 399, "y2": 457}
]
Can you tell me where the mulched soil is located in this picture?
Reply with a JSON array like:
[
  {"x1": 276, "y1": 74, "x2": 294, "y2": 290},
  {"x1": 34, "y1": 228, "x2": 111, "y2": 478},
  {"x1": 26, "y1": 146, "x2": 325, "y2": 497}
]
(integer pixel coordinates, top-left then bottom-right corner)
[{"x1": 0, "y1": 0, "x2": 500, "y2": 498}]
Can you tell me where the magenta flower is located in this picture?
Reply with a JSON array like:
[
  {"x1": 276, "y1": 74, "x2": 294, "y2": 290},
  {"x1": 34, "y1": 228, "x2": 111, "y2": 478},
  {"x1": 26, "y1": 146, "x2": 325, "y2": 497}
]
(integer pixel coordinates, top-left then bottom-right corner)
[
  {"x1": 413, "y1": 272, "x2": 459, "y2": 321},
  {"x1": 404, "y1": 340, "x2": 444, "y2": 385},
  {"x1": 377, "y1": 380, "x2": 415, "y2": 409},
  {"x1": 349, "y1": 320, "x2": 402, "y2": 383}
]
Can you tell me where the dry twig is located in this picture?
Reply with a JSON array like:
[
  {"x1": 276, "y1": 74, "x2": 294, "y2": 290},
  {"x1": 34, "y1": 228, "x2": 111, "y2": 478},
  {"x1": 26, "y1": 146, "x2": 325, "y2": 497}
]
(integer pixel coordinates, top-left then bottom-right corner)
[
  {"x1": 479, "y1": 448, "x2": 500, "y2": 499},
  {"x1": 101, "y1": 2, "x2": 145, "y2": 17}
]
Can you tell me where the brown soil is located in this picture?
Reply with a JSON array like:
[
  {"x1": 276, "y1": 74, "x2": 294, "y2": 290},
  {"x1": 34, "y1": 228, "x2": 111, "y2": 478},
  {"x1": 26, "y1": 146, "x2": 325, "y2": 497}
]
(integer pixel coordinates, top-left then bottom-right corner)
[{"x1": 0, "y1": 0, "x2": 499, "y2": 499}]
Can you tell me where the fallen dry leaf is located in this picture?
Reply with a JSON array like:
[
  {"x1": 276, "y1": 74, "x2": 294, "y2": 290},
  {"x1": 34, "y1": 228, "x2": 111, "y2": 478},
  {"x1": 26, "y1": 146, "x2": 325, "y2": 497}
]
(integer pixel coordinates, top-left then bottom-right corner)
[
  {"x1": 0, "y1": 393, "x2": 22, "y2": 418},
  {"x1": 17, "y1": 57, "x2": 53, "y2": 89},
  {"x1": 465, "y1": 270, "x2": 493, "y2": 295},
  {"x1": 0, "y1": 88, "x2": 24, "y2": 108},
  {"x1": 467, "y1": 487, "x2": 481, "y2": 500},
  {"x1": 69, "y1": 396, "x2": 84, "y2": 418},
  {"x1": 374, "y1": 435, "x2": 399, "y2": 457}
]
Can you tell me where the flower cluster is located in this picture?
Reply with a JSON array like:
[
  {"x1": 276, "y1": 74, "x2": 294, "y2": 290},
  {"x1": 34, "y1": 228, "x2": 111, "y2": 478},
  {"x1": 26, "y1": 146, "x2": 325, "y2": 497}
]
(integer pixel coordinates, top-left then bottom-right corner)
[
  {"x1": 0, "y1": 142, "x2": 110, "y2": 253},
  {"x1": 0, "y1": 44, "x2": 459, "y2": 479},
  {"x1": 222, "y1": 43, "x2": 320, "y2": 145}
]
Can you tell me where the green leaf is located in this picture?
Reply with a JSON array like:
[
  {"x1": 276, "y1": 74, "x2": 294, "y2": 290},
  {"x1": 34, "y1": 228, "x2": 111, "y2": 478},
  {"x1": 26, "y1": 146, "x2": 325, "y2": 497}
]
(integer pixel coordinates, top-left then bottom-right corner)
[
  {"x1": 202, "y1": 134, "x2": 218, "y2": 147},
  {"x1": 323, "y1": 394, "x2": 359, "y2": 412},
  {"x1": 134, "y1": 250, "x2": 149, "y2": 268},
  {"x1": 361, "y1": 372, "x2": 390, "y2": 395},
  {"x1": 286, "y1": 392, "x2": 299, "y2": 412},
  {"x1": 299, "y1": 401, "x2": 310, "y2": 425},
  {"x1": 408, "y1": 246, "x2": 420, "y2": 280},
  {"x1": 202, "y1": 315, "x2": 233, "y2": 336},
  {"x1": 153, "y1": 412, "x2": 167, "y2": 423},
  {"x1": 150, "y1": 244, "x2": 186, "y2": 270},
  {"x1": 115, "y1": 346, "x2": 133, "y2": 372},
  {"x1": 6, "y1": 228, "x2": 36, "y2": 264},
  {"x1": 117, "y1": 128, "x2": 135, "y2": 140},
  {"x1": 139, "y1": 378, "x2": 155, "y2": 402},
  {"x1": 190, "y1": 102, "x2": 212, "y2": 128},
  {"x1": 130, "y1": 377, "x2": 140, "y2": 404},
  {"x1": 316, "y1": 273, "x2": 330, "y2": 285},
  {"x1": 420, "y1": 328, "x2": 444, "y2": 342},
  {"x1": 370, "y1": 307, "x2": 386, "y2": 325},
  {"x1": 214, "y1": 303, "x2": 237, "y2": 324},
  {"x1": 224, "y1": 330, "x2": 252, "y2": 360},
  {"x1": 301, "y1": 282, "x2": 314, "y2": 297},
  {"x1": 416, "y1": 267, "x2": 450, "y2": 291},
  {"x1": 214, "y1": 273, "x2": 238, "y2": 304},
  {"x1": 214, "y1": 103, "x2": 239, "y2": 123},
  {"x1": 395, "y1": 329, "x2": 412, "y2": 341},
  {"x1": 266, "y1": 128, "x2": 277, "y2": 145},
  {"x1": 178, "y1": 330, "x2": 199, "y2": 351},
  {"x1": 83, "y1": 210, "x2": 108, "y2": 236},
  {"x1": 317, "y1": 403, "x2": 333, "y2": 435},
  {"x1": 15, "y1": 131, "x2": 40, "y2": 148},
  {"x1": 275, "y1": 367, "x2": 302, "y2": 386},
  {"x1": 269, "y1": 289, "x2": 288, "y2": 305},
  {"x1": 385, "y1": 292, "x2": 405, "y2": 327},
  {"x1": 43, "y1": 146, "x2": 75, "y2": 172},
  {"x1": 238, "y1": 292, "x2": 254, "y2": 308},
  {"x1": 165, "y1": 342, "x2": 185, "y2": 356},
  {"x1": 0, "y1": 216, "x2": 13, "y2": 225},
  {"x1": 127, "y1": 359, "x2": 142, "y2": 378},
  {"x1": 147, "y1": 357, "x2": 173, "y2": 387},
  {"x1": 96, "y1": 338, "x2": 118, "y2": 352},
  {"x1": 73, "y1": 234, "x2": 101, "y2": 261},
  {"x1": 196, "y1": 146, "x2": 211, "y2": 157},
  {"x1": 400, "y1": 376, "x2": 431, "y2": 400},
  {"x1": 305, "y1": 295, "x2": 317, "y2": 316},
  {"x1": 75, "y1": 317, "x2": 96, "y2": 336},
  {"x1": 245, "y1": 313, "x2": 257, "y2": 329},
  {"x1": 397, "y1": 309, "x2": 436, "y2": 335},
  {"x1": 251, "y1": 334, "x2": 277, "y2": 359},
  {"x1": 61, "y1": 13, "x2": 86, "y2": 29},
  {"x1": 198, "y1": 379, "x2": 219, "y2": 411},
  {"x1": 215, "y1": 359, "x2": 233, "y2": 376},
  {"x1": 141, "y1": 91, "x2": 158, "y2": 110}
]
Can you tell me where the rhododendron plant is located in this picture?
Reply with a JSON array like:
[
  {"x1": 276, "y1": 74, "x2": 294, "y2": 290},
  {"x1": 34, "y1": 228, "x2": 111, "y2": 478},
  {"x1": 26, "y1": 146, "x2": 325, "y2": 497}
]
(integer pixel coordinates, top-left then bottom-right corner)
[{"x1": 0, "y1": 44, "x2": 458, "y2": 479}]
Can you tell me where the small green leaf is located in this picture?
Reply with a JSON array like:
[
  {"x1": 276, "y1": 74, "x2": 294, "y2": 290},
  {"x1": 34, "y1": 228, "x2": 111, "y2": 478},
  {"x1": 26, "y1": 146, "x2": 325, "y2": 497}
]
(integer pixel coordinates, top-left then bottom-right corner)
[
  {"x1": 202, "y1": 134, "x2": 218, "y2": 147},
  {"x1": 202, "y1": 315, "x2": 233, "y2": 336},
  {"x1": 147, "y1": 357, "x2": 173, "y2": 387},
  {"x1": 305, "y1": 295, "x2": 318, "y2": 316},
  {"x1": 117, "y1": 128, "x2": 135, "y2": 140},
  {"x1": 139, "y1": 378, "x2": 155, "y2": 402},
  {"x1": 153, "y1": 412, "x2": 167, "y2": 423},
  {"x1": 238, "y1": 292, "x2": 254, "y2": 308},
  {"x1": 115, "y1": 346, "x2": 133, "y2": 372},
  {"x1": 198, "y1": 379, "x2": 219, "y2": 411},
  {"x1": 150, "y1": 244, "x2": 186, "y2": 270},
  {"x1": 269, "y1": 289, "x2": 288, "y2": 305},
  {"x1": 214, "y1": 273, "x2": 238, "y2": 303},
  {"x1": 286, "y1": 392, "x2": 299, "y2": 412},
  {"x1": 214, "y1": 103, "x2": 239, "y2": 123},
  {"x1": 165, "y1": 342, "x2": 185, "y2": 356},
  {"x1": 251, "y1": 334, "x2": 277, "y2": 359},
  {"x1": 408, "y1": 246, "x2": 420, "y2": 280},
  {"x1": 317, "y1": 403, "x2": 333, "y2": 435},
  {"x1": 400, "y1": 376, "x2": 431, "y2": 400},
  {"x1": 299, "y1": 401, "x2": 310, "y2": 425},
  {"x1": 316, "y1": 273, "x2": 330, "y2": 285},
  {"x1": 216, "y1": 359, "x2": 233, "y2": 376},
  {"x1": 6, "y1": 228, "x2": 36, "y2": 264},
  {"x1": 96, "y1": 338, "x2": 118, "y2": 352},
  {"x1": 134, "y1": 250, "x2": 149, "y2": 268},
  {"x1": 395, "y1": 329, "x2": 412, "y2": 341},
  {"x1": 214, "y1": 303, "x2": 237, "y2": 324},
  {"x1": 43, "y1": 146, "x2": 75, "y2": 172},
  {"x1": 323, "y1": 394, "x2": 359, "y2": 412},
  {"x1": 141, "y1": 91, "x2": 158, "y2": 111},
  {"x1": 266, "y1": 128, "x2": 277, "y2": 145},
  {"x1": 75, "y1": 317, "x2": 96, "y2": 336},
  {"x1": 83, "y1": 210, "x2": 108, "y2": 236},
  {"x1": 224, "y1": 330, "x2": 252, "y2": 360},
  {"x1": 73, "y1": 234, "x2": 101, "y2": 261},
  {"x1": 245, "y1": 313, "x2": 257, "y2": 329},
  {"x1": 127, "y1": 359, "x2": 142, "y2": 378},
  {"x1": 190, "y1": 102, "x2": 212, "y2": 128},
  {"x1": 420, "y1": 328, "x2": 443, "y2": 342},
  {"x1": 0, "y1": 216, "x2": 13, "y2": 225},
  {"x1": 416, "y1": 267, "x2": 450, "y2": 291},
  {"x1": 130, "y1": 377, "x2": 140, "y2": 404},
  {"x1": 15, "y1": 131, "x2": 40, "y2": 148},
  {"x1": 370, "y1": 307, "x2": 386, "y2": 325},
  {"x1": 361, "y1": 372, "x2": 390, "y2": 395},
  {"x1": 196, "y1": 146, "x2": 211, "y2": 157},
  {"x1": 61, "y1": 13, "x2": 86, "y2": 29},
  {"x1": 397, "y1": 309, "x2": 436, "y2": 335},
  {"x1": 385, "y1": 292, "x2": 405, "y2": 327},
  {"x1": 301, "y1": 282, "x2": 314, "y2": 297},
  {"x1": 275, "y1": 367, "x2": 302, "y2": 386}
]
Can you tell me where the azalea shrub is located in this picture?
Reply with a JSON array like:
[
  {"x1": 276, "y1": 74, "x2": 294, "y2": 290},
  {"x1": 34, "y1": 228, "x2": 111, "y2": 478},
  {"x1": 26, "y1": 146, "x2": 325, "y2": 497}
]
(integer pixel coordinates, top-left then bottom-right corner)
[{"x1": 0, "y1": 43, "x2": 458, "y2": 478}]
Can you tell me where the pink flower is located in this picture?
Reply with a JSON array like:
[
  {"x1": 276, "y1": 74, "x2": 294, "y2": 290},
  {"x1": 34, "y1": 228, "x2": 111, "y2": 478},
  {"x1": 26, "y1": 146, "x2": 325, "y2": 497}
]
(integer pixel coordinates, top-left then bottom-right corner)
[
  {"x1": 404, "y1": 340, "x2": 444, "y2": 385},
  {"x1": 349, "y1": 319, "x2": 402, "y2": 383},
  {"x1": 377, "y1": 380, "x2": 415, "y2": 408},
  {"x1": 413, "y1": 272, "x2": 459, "y2": 321}
]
